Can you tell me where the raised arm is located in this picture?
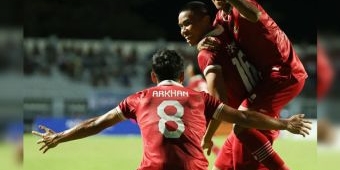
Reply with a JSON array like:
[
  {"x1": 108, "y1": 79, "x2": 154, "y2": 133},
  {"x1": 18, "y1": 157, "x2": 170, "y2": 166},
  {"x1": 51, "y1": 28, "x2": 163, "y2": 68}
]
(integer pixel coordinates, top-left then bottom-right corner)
[
  {"x1": 227, "y1": 0, "x2": 261, "y2": 22},
  {"x1": 215, "y1": 104, "x2": 312, "y2": 134},
  {"x1": 32, "y1": 107, "x2": 125, "y2": 153}
]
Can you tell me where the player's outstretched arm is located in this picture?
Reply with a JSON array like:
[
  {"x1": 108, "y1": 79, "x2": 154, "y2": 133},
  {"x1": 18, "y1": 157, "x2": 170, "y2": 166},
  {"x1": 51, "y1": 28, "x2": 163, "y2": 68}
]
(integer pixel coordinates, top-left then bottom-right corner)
[
  {"x1": 32, "y1": 107, "x2": 124, "y2": 153},
  {"x1": 227, "y1": 0, "x2": 261, "y2": 22},
  {"x1": 215, "y1": 104, "x2": 312, "y2": 136}
]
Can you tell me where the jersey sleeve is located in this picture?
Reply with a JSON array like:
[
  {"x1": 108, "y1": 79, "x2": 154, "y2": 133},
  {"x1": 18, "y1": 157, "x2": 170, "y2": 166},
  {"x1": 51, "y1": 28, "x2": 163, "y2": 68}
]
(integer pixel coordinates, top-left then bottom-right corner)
[
  {"x1": 117, "y1": 91, "x2": 142, "y2": 120},
  {"x1": 213, "y1": 11, "x2": 224, "y2": 27},
  {"x1": 197, "y1": 50, "x2": 222, "y2": 76},
  {"x1": 201, "y1": 92, "x2": 224, "y2": 121}
]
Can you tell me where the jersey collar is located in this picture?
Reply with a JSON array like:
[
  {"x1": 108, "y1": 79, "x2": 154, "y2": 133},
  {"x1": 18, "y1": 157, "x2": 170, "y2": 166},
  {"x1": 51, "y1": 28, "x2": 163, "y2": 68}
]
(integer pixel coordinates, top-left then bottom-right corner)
[{"x1": 157, "y1": 80, "x2": 183, "y2": 87}]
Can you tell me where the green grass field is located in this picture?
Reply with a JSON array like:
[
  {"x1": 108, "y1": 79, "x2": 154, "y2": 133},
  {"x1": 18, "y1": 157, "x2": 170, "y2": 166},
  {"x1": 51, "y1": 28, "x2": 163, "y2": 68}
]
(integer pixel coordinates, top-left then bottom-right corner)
[
  {"x1": 0, "y1": 141, "x2": 22, "y2": 170},
  {"x1": 22, "y1": 134, "x2": 320, "y2": 170},
  {"x1": 317, "y1": 148, "x2": 340, "y2": 170}
]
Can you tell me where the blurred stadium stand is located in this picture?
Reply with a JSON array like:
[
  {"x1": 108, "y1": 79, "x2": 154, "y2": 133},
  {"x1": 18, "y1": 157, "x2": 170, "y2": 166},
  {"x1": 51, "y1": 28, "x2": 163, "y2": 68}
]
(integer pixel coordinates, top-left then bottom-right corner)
[
  {"x1": 3, "y1": 0, "x2": 330, "y2": 135},
  {"x1": 16, "y1": 36, "x2": 325, "y2": 133}
]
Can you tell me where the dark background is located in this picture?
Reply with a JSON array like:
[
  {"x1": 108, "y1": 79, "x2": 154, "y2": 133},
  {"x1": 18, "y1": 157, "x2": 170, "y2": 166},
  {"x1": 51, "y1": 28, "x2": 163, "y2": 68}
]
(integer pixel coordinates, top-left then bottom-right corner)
[
  {"x1": 0, "y1": 0, "x2": 21, "y2": 27},
  {"x1": 18, "y1": 0, "x2": 317, "y2": 44}
]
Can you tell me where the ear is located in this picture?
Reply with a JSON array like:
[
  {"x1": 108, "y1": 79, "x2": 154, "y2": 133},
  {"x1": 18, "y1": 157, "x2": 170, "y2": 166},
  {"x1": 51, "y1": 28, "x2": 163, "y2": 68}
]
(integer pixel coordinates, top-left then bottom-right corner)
[{"x1": 151, "y1": 71, "x2": 158, "y2": 84}]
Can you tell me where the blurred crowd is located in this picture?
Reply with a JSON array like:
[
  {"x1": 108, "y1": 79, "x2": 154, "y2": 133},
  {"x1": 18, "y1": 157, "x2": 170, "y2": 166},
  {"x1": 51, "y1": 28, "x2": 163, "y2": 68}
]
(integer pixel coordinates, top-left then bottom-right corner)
[
  {"x1": 22, "y1": 35, "x2": 320, "y2": 98},
  {"x1": 23, "y1": 36, "x2": 197, "y2": 89},
  {"x1": 0, "y1": 29, "x2": 22, "y2": 169},
  {"x1": 0, "y1": 29, "x2": 21, "y2": 74}
]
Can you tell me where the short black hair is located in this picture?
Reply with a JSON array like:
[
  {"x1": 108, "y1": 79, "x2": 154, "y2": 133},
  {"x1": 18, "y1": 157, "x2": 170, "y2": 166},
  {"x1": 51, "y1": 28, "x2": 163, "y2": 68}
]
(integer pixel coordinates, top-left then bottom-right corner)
[
  {"x1": 179, "y1": 1, "x2": 214, "y2": 19},
  {"x1": 152, "y1": 49, "x2": 184, "y2": 81}
]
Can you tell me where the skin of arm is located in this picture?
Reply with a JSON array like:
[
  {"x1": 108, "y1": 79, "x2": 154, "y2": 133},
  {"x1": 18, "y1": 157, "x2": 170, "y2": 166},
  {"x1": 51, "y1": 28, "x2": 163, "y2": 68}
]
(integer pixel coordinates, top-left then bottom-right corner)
[
  {"x1": 216, "y1": 104, "x2": 311, "y2": 133},
  {"x1": 203, "y1": 67, "x2": 229, "y2": 142},
  {"x1": 58, "y1": 108, "x2": 123, "y2": 143},
  {"x1": 32, "y1": 107, "x2": 124, "y2": 153},
  {"x1": 217, "y1": 105, "x2": 286, "y2": 130},
  {"x1": 210, "y1": 104, "x2": 311, "y2": 137},
  {"x1": 227, "y1": 0, "x2": 261, "y2": 22},
  {"x1": 202, "y1": 100, "x2": 312, "y2": 155}
]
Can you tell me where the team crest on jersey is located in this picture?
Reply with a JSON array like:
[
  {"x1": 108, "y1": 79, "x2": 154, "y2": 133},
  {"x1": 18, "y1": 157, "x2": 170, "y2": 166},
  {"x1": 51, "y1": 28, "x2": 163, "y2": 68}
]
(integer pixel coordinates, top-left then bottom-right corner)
[{"x1": 225, "y1": 41, "x2": 237, "y2": 55}]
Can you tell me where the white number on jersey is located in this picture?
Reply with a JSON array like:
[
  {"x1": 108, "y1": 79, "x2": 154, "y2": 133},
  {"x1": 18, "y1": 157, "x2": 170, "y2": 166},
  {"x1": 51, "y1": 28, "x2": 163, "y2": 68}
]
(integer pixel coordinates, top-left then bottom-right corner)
[
  {"x1": 231, "y1": 50, "x2": 260, "y2": 92},
  {"x1": 157, "y1": 100, "x2": 185, "y2": 138}
]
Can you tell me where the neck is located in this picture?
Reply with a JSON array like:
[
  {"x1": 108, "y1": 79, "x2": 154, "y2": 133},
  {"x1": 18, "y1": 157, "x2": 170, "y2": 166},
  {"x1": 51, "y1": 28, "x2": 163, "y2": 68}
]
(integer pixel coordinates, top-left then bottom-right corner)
[
  {"x1": 157, "y1": 80, "x2": 183, "y2": 87},
  {"x1": 196, "y1": 25, "x2": 215, "y2": 46}
]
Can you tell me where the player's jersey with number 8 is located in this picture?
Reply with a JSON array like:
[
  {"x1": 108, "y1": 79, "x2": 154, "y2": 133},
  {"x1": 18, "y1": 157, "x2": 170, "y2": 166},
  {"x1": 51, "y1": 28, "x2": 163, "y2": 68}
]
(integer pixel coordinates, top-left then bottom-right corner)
[
  {"x1": 117, "y1": 81, "x2": 223, "y2": 169},
  {"x1": 157, "y1": 100, "x2": 185, "y2": 138}
]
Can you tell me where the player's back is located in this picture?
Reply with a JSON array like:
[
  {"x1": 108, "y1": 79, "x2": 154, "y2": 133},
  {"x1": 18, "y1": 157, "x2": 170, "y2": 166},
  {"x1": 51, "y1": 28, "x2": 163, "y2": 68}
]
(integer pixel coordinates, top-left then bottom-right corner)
[{"x1": 134, "y1": 80, "x2": 214, "y2": 170}]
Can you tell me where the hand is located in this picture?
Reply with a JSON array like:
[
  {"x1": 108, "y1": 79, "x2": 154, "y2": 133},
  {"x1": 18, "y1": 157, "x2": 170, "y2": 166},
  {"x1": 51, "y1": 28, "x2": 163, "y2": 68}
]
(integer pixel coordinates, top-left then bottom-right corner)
[
  {"x1": 197, "y1": 36, "x2": 221, "y2": 51},
  {"x1": 286, "y1": 114, "x2": 312, "y2": 137},
  {"x1": 201, "y1": 138, "x2": 214, "y2": 156},
  {"x1": 32, "y1": 125, "x2": 60, "y2": 153}
]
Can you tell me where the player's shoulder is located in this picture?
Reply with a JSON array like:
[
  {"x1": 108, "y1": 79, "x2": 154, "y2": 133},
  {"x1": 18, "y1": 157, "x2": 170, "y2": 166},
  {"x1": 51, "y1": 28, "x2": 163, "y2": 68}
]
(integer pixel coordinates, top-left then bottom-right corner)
[
  {"x1": 198, "y1": 49, "x2": 214, "y2": 56},
  {"x1": 126, "y1": 88, "x2": 150, "y2": 99},
  {"x1": 181, "y1": 86, "x2": 205, "y2": 96},
  {"x1": 198, "y1": 91, "x2": 222, "y2": 106},
  {"x1": 198, "y1": 90, "x2": 212, "y2": 98}
]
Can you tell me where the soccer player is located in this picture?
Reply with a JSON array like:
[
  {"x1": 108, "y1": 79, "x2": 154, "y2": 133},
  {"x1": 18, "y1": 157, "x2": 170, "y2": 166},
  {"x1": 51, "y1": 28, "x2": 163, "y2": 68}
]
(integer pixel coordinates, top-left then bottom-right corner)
[
  {"x1": 194, "y1": 0, "x2": 308, "y2": 169},
  {"x1": 185, "y1": 61, "x2": 208, "y2": 93},
  {"x1": 178, "y1": 2, "x2": 261, "y2": 159},
  {"x1": 317, "y1": 39, "x2": 335, "y2": 144},
  {"x1": 32, "y1": 49, "x2": 311, "y2": 170}
]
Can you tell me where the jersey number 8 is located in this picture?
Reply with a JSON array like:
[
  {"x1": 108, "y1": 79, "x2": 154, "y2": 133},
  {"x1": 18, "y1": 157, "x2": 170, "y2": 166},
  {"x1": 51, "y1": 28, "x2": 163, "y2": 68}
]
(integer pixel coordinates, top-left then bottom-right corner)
[{"x1": 157, "y1": 100, "x2": 185, "y2": 138}]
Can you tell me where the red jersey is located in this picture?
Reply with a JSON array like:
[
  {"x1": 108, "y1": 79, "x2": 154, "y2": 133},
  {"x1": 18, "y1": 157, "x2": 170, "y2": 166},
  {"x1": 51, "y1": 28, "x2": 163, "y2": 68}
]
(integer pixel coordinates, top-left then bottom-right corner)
[
  {"x1": 317, "y1": 44, "x2": 334, "y2": 100},
  {"x1": 214, "y1": 0, "x2": 307, "y2": 81},
  {"x1": 198, "y1": 25, "x2": 260, "y2": 108},
  {"x1": 117, "y1": 80, "x2": 223, "y2": 170},
  {"x1": 187, "y1": 75, "x2": 208, "y2": 92}
]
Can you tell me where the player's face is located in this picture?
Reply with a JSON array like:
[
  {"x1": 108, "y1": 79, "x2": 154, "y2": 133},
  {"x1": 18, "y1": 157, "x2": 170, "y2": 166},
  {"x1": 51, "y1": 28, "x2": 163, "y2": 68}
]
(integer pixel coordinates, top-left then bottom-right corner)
[
  {"x1": 211, "y1": 0, "x2": 229, "y2": 10},
  {"x1": 178, "y1": 11, "x2": 210, "y2": 46}
]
